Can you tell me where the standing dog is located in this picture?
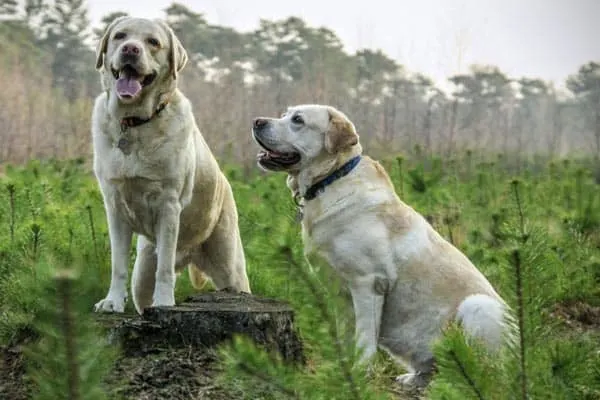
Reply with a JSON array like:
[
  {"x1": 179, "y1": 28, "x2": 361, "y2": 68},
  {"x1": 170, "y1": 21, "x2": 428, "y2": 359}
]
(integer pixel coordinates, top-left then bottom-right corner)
[
  {"x1": 92, "y1": 17, "x2": 250, "y2": 315},
  {"x1": 251, "y1": 104, "x2": 513, "y2": 387}
]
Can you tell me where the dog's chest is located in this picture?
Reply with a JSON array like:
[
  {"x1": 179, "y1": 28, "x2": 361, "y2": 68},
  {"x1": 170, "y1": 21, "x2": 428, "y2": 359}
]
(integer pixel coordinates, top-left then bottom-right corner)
[
  {"x1": 301, "y1": 205, "x2": 362, "y2": 277},
  {"x1": 112, "y1": 177, "x2": 164, "y2": 240},
  {"x1": 97, "y1": 129, "x2": 186, "y2": 190},
  {"x1": 102, "y1": 132, "x2": 169, "y2": 175}
]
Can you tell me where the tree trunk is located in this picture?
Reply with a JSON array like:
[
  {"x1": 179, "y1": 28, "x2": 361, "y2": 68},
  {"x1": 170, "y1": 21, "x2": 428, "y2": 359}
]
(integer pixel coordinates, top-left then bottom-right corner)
[
  {"x1": 446, "y1": 99, "x2": 459, "y2": 158},
  {"x1": 594, "y1": 104, "x2": 600, "y2": 183},
  {"x1": 98, "y1": 290, "x2": 305, "y2": 364}
]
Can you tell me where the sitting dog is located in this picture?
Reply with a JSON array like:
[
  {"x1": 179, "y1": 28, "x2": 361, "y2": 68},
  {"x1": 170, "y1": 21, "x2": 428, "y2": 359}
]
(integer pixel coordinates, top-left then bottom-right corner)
[
  {"x1": 91, "y1": 17, "x2": 251, "y2": 315},
  {"x1": 251, "y1": 104, "x2": 513, "y2": 387}
]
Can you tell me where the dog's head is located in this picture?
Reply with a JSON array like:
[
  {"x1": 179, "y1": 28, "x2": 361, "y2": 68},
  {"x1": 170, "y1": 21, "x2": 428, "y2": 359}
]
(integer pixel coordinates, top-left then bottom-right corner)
[
  {"x1": 252, "y1": 104, "x2": 359, "y2": 173},
  {"x1": 95, "y1": 17, "x2": 188, "y2": 105}
]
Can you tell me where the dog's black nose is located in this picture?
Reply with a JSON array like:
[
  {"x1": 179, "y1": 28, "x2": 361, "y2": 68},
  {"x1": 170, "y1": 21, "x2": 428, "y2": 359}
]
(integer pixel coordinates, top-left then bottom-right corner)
[
  {"x1": 253, "y1": 118, "x2": 268, "y2": 129},
  {"x1": 121, "y1": 43, "x2": 140, "y2": 56}
]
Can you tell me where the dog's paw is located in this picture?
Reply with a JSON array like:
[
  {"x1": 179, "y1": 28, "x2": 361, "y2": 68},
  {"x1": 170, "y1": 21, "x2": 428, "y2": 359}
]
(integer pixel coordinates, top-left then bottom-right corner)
[
  {"x1": 94, "y1": 292, "x2": 127, "y2": 313},
  {"x1": 395, "y1": 372, "x2": 430, "y2": 389},
  {"x1": 395, "y1": 373, "x2": 417, "y2": 387},
  {"x1": 151, "y1": 292, "x2": 175, "y2": 308}
]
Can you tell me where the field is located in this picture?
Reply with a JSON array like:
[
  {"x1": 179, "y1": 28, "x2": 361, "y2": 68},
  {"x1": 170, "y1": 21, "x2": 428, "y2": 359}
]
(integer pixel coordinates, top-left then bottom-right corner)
[{"x1": 0, "y1": 152, "x2": 599, "y2": 400}]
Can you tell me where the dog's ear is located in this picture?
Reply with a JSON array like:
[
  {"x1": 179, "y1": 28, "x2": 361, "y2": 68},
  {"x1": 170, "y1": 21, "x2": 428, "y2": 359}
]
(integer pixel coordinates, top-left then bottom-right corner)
[
  {"x1": 159, "y1": 21, "x2": 188, "y2": 80},
  {"x1": 95, "y1": 16, "x2": 129, "y2": 70},
  {"x1": 324, "y1": 107, "x2": 359, "y2": 153}
]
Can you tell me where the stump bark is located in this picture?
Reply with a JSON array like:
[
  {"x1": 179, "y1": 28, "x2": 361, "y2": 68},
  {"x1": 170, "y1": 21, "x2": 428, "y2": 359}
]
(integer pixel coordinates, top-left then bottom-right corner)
[{"x1": 100, "y1": 291, "x2": 305, "y2": 364}]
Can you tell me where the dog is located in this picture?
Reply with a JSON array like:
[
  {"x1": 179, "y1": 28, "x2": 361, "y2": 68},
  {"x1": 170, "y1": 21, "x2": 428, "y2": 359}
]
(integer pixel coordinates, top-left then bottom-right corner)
[
  {"x1": 91, "y1": 17, "x2": 251, "y2": 315},
  {"x1": 251, "y1": 104, "x2": 514, "y2": 387}
]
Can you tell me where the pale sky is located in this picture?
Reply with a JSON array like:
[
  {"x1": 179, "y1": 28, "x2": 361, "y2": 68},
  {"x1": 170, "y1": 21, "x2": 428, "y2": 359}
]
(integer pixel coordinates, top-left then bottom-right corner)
[{"x1": 87, "y1": 0, "x2": 599, "y2": 89}]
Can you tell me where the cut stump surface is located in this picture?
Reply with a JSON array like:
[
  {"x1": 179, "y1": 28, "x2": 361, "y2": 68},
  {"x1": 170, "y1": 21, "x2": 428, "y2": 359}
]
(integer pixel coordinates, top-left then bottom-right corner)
[{"x1": 99, "y1": 290, "x2": 305, "y2": 364}]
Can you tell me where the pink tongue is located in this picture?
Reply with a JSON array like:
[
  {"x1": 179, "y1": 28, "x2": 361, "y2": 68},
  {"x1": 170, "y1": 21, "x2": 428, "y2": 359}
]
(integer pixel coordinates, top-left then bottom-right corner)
[{"x1": 116, "y1": 77, "x2": 142, "y2": 97}]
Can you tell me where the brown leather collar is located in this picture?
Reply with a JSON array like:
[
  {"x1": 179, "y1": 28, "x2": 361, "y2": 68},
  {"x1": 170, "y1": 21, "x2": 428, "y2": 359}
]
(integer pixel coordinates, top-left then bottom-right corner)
[{"x1": 120, "y1": 101, "x2": 168, "y2": 132}]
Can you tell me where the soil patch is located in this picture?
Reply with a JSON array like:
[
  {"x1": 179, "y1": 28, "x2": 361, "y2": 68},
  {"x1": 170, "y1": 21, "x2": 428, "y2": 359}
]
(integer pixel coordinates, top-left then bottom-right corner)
[
  {"x1": 0, "y1": 345, "x2": 30, "y2": 400},
  {"x1": 105, "y1": 347, "x2": 240, "y2": 400},
  {"x1": 551, "y1": 301, "x2": 600, "y2": 332}
]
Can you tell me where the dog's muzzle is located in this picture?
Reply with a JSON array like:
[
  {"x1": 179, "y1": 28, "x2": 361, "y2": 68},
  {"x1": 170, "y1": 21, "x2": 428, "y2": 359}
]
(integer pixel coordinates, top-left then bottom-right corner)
[{"x1": 252, "y1": 121, "x2": 301, "y2": 170}]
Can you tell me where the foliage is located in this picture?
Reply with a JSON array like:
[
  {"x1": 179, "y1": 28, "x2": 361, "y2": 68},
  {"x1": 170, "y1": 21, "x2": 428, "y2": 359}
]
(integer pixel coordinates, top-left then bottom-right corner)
[
  {"x1": 223, "y1": 153, "x2": 600, "y2": 399},
  {"x1": 2, "y1": 153, "x2": 598, "y2": 398},
  {"x1": 23, "y1": 268, "x2": 117, "y2": 400}
]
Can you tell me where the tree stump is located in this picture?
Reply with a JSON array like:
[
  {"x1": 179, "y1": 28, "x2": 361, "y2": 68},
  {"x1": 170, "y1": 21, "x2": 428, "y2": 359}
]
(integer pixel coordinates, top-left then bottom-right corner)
[{"x1": 101, "y1": 290, "x2": 305, "y2": 364}]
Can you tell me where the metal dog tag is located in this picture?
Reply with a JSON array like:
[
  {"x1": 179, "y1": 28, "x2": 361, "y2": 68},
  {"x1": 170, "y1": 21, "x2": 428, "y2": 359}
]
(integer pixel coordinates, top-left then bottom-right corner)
[{"x1": 117, "y1": 137, "x2": 132, "y2": 155}]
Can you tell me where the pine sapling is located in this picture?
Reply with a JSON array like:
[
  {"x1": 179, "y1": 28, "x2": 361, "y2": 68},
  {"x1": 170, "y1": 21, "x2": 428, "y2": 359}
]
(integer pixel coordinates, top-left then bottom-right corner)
[
  {"x1": 56, "y1": 269, "x2": 80, "y2": 400},
  {"x1": 85, "y1": 205, "x2": 99, "y2": 266}
]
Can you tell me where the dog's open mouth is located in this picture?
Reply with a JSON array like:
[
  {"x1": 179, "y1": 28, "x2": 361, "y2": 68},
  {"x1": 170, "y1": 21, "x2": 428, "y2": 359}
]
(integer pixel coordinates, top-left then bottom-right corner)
[
  {"x1": 257, "y1": 149, "x2": 301, "y2": 166},
  {"x1": 255, "y1": 137, "x2": 301, "y2": 168},
  {"x1": 111, "y1": 65, "x2": 157, "y2": 99}
]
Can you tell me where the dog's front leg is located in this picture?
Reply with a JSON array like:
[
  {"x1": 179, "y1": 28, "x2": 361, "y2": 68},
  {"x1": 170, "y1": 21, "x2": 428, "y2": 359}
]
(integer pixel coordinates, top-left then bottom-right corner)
[
  {"x1": 349, "y1": 275, "x2": 386, "y2": 366},
  {"x1": 151, "y1": 197, "x2": 181, "y2": 308},
  {"x1": 95, "y1": 202, "x2": 133, "y2": 313}
]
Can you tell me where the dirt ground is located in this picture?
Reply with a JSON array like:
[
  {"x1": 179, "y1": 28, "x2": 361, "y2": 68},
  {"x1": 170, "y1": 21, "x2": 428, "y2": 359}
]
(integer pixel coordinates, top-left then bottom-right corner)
[
  {"x1": 551, "y1": 300, "x2": 600, "y2": 332},
  {"x1": 0, "y1": 344, "x2": 254, "y2": 400},
  {"x1": 105, "y1": 347, "x2": 240, "y2": 400},
  {"x1": 0, "y1": 344, "x2": 30, "y2": 400}
]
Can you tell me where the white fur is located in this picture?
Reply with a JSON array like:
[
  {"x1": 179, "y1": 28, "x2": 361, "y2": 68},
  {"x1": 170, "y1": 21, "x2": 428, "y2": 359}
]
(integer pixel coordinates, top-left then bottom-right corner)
[{"x1": 456, "y1": 294, "x2": 509, "y2": 351}]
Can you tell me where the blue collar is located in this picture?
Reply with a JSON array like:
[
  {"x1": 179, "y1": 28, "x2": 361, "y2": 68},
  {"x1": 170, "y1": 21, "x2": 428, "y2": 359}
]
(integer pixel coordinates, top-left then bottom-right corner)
[{"x1": 303, "y1": 155, "x2": 361, "y2": 201}]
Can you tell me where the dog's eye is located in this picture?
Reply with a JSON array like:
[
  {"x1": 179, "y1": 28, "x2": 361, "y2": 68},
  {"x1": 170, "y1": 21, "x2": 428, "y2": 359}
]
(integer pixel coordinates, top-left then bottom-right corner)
[
  {"x1": 113, "y1": 32, "x2": 126, "y2": 40},
  {"x1": 291, "y1": 114, "x2": 304, "y2": 124},
  {"x1": 147, "y1": 37, "x2": 160, "y2": 47}
]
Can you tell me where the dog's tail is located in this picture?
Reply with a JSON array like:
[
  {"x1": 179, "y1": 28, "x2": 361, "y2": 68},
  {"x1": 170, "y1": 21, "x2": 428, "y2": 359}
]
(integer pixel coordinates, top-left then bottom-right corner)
[
  {"x1": 455, "y1": 293, "x2": 517, "y2": 351},
  {"x1": 188, "y1": 265, "x2": 209, "y2": 290}
]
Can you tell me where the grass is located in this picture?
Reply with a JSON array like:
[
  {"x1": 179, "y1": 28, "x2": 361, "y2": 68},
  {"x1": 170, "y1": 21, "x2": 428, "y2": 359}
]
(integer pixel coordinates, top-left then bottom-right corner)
[{"x1": 0, "y1": 151, "x2": 599, "y2": 399}]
